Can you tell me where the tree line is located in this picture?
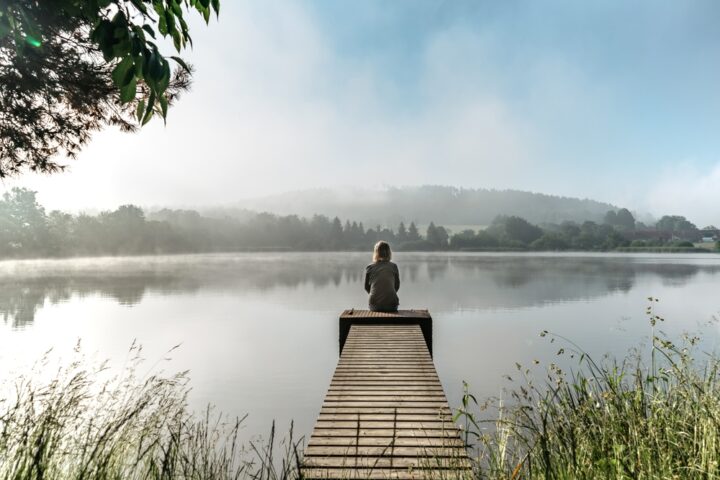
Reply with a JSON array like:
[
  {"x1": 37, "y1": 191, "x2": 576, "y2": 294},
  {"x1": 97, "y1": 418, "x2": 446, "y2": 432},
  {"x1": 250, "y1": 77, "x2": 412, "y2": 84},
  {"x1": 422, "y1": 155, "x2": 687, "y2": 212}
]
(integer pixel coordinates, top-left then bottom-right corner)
[{"x1": 0, "y1": 188, "x2": 716, "y2": 259}]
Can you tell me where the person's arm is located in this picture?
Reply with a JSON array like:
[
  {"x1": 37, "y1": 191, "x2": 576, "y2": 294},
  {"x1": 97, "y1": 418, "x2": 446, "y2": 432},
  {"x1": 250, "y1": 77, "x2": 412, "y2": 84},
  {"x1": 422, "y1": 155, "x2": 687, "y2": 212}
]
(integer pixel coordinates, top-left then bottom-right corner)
[
  {"x1": 394, "y1": 264, "x2": 400, "y2": 292},
  {"x1": 364, "y1": 266, "x2": 371, "y2": 293}
]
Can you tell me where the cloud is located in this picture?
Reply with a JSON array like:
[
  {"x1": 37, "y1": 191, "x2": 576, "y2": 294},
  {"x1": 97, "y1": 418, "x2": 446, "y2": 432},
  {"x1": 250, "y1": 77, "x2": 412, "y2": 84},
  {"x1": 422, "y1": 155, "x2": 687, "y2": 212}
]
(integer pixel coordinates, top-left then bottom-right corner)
[
  {"x1": 1, "y1": 0, "x2": 540, "y2": 211},
  {"x1": 643, "y1": 161, "x2": 720, "y2": 226},
  {"x1": 3, "y1": 0, "x2": 715, "y2": 217}
]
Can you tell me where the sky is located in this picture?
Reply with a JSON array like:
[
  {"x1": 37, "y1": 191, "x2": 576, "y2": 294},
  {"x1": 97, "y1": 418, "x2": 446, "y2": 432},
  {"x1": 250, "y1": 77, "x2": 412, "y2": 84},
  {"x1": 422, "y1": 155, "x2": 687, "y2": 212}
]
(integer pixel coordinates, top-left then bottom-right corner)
[{"x1": 3, "y1": 0, "x2": 720, "y2": 225}]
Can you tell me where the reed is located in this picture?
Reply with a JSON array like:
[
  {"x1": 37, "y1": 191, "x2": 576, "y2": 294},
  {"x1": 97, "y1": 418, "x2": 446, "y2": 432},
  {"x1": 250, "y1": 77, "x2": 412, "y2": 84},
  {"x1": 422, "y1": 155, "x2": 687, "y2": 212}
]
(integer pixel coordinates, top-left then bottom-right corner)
[
  {"x1": 3, "y1": 299, "x2": 719, "y2": 479},
  {"x1": 460, "y1": 298, "x2": 720, "y2": 479},
  {"x1": 0, "y1": 342, "x2": 303, "y2": 480}
]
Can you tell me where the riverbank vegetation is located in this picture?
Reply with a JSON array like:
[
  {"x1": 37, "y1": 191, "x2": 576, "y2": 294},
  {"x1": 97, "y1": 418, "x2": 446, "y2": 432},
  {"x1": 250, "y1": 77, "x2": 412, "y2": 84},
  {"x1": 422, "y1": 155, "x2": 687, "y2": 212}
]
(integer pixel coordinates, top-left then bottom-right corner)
[
  {"x1": 0, "y1": 343, "x2": 302, "y2": 480},
  {"x1": 459, "y1": 299, "x2": 720, "y2": 479},
  {"x1": 1, "y1": 187, "x2": 718, "y2": 259},
  {"x1": 2, "y1": 303, "x2": 719, "y2": 479}
]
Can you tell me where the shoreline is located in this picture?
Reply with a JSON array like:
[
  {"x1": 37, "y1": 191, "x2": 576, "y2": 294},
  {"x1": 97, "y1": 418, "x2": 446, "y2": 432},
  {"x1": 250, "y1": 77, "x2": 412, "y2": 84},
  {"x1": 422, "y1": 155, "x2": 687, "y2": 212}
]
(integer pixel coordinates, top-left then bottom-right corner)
[{"x1": 1, "y1": 247, "x2": 719, "y2": 263}]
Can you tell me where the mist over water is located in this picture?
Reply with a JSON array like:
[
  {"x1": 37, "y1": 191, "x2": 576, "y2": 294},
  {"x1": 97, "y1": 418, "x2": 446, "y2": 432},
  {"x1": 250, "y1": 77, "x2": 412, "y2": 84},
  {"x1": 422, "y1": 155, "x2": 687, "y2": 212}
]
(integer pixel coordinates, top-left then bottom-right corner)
[{"x1": 2, "y1": 252, "x2": 720, "y2": 444}]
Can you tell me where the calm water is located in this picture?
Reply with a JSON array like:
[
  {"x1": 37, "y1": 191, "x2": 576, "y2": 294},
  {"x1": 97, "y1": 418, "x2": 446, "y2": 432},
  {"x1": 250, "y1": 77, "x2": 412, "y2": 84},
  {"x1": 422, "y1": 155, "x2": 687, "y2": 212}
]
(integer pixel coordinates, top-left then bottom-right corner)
[{"x1": 2, "y1": 252, "x2": 720, "y2": 443}]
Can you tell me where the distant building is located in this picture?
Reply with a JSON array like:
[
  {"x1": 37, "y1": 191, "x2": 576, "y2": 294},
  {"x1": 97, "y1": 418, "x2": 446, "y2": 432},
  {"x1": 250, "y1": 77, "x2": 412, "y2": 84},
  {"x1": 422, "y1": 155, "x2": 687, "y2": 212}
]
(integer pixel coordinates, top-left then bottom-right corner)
[
  {"x1": 628, "y1": 229, "x2": 672, "y2": 242},
  {"x1": 629, "y1": 228, "x2": 703, "y2": 243},
  {"x1": 700, "y1": 226, "x2": 719, "y2": 242}
]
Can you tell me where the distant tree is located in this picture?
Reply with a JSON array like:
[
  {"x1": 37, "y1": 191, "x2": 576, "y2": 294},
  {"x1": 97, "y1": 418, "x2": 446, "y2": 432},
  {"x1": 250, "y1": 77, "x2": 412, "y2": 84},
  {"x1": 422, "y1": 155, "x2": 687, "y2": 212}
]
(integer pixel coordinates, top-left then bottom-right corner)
[
  {"x1": 559, "y1": 221, "x2": 581, "y2": 239},
  {"x1": 531, "y1": 233, "x2": 569, "y2": 250},
  {"x1": 101, "y1": 204, "x2": 148, "y2": 254},
  {"x1": 603, "y1": 210, "x2": 617, "y2": 226},
  {"x1": 603, "y1": 209, "x2": 634, "y2": 230},
  {"x1": 330, "y1": 217, "x2": 343, "y2": 249},
  {"x1": 397, "y1": 222, "x2": 408, "y2": 243},
  {"x1": 407, "y1": 222, "x2": 421, "y2": 241},
  {"x1": 0, "y1": 187, "x2": 50, "y2": 255},
  {"x1": 476, "y1": 230, "x2": 499, "y2": 248},
  {"x1": 350, "y1": 221, "x2": 364, "y2": 246},
  {"x1": 343, "y1": 220, "x2": 352, "y2": 244},
  {"x1": 357, "y1": 222, "x2": 366, "y2": 244},
  {"x1": 656, "y1": 215, "x2": 697, "y2": 232},
  {"x1": 426, "y1": 222, "x2": 448, "y2": 248},
  {"x1": 426, "y1": 222, "x2": 437, "y2": 243},
  {"x1": 615, "y1": 208, "x2": 635, "y2": 230},
  {"x1": 502, "y1": 216, "x2": 543, "y2": 245},
  {"x1": 46, "y1": 210, "x2": 75, "y2": 255},
  {"x1": 0, "y1": 0, "x2": 219, "y2": 177}
]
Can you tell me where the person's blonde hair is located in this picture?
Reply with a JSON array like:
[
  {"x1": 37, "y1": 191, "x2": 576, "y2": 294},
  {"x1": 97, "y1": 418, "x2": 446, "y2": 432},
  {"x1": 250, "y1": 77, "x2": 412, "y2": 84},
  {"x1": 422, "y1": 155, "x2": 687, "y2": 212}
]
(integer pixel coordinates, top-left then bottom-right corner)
[{"x1": 373, "y1": 241, "x2": 392, "y2": 262}]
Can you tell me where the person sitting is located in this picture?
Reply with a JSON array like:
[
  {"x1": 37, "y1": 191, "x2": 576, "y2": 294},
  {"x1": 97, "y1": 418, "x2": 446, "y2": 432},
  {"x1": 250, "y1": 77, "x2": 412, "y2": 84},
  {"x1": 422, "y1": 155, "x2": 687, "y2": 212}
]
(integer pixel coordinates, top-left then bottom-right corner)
[{"x1": 364, "y1": 241, "x2": 400, "y2": 312}]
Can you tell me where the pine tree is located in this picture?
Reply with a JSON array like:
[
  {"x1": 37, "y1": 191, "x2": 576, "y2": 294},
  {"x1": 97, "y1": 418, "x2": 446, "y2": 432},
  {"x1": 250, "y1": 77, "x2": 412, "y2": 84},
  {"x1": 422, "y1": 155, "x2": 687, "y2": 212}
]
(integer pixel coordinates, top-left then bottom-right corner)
[
  {"x1": 397, "y1": 222, "x2": 408, "y2": 242},
  {"x1": 408, "y1": 222, "x2": 420, "y2": 241}
]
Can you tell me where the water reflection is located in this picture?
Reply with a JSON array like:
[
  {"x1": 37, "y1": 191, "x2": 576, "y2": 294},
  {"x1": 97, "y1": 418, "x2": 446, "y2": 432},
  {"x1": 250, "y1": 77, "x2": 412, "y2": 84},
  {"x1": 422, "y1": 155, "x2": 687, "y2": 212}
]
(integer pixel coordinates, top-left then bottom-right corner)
[{"x1": 2, "y1": 253, "x2": 720, "y2": 328}]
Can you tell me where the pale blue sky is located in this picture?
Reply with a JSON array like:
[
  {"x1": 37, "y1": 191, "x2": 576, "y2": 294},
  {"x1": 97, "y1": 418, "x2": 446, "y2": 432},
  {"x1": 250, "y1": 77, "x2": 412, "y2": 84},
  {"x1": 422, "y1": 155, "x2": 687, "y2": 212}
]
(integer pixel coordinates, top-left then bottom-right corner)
[{"x1": 5, "y1": 0, "x2": 720, "y2": 224}]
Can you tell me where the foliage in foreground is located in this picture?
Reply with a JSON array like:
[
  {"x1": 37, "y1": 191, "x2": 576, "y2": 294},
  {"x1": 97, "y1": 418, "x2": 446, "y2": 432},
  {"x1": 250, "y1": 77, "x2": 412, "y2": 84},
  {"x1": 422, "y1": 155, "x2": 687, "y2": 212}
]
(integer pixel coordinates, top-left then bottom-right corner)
[
  {"x1": 458, "y1": 299, "x2": 720, "y2": 479},
  {"x1": 0, "y1": 343, "x2": 302, "y2": 480},
  {"x1": 0, "y1": 0, "x2": 218, "y2": 177}
]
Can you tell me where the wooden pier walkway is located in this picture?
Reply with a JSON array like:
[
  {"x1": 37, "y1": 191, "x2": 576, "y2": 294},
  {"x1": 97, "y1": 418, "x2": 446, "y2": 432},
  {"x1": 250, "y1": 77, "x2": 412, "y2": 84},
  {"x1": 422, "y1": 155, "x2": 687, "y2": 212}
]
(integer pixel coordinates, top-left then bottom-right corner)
[{"x1": 302, "y1": 310, "x2": 469, "y2": 479}]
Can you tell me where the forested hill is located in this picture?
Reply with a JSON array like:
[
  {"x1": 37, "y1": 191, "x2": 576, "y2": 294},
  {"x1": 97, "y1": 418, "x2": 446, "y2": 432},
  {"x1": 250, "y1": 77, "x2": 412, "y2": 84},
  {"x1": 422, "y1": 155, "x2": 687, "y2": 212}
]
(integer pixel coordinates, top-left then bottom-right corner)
[{"x1": 240, "y1": 186, "x2": 618, "y2": 226}]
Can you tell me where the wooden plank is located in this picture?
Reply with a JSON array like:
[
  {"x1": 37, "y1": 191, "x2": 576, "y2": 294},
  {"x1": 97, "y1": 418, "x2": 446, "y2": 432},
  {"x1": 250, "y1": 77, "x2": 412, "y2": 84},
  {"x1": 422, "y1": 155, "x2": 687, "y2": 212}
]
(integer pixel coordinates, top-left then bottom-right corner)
[
  {"x1": 311, "y1": 428, "x2": 461, "y2": 438},
  {"x1": 303, "y1": 322, "x2": 469, "y2": 479},
  {"x1": 305, "y1": 446, "x2": 466, "y2": 457},
  {"x1": 313, "y1": 421, "x2": 458, "y2": 430},
  {"x1": 320, "y1": 407, "x2": 452, "y2": 415},
  {"x1": 317, "y1": 414, "x2": 453, "y2": 422},
  {"x1": 301, "y1": 468, "x2": 471, "y2": 480},
  {"x1": 308, "y1": 437, "x2": 463, "y2": 447},
  {"x1": 304, "y1": 456, "x2": 471, "y2": 468}
]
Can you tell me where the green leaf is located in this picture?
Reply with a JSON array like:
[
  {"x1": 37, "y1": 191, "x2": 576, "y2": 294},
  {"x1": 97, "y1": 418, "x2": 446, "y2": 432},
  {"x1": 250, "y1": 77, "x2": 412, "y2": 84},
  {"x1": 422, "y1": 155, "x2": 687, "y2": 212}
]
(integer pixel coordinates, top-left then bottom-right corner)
[
  {"x1": 120, "y1": 77, "x2": 137, "y2": 103},
  {"x1": 142, "y1": 108, "x2": 154, "y2": 126},
  {"x1": 119, "y1": 82, "x2": 136, "y2": 105},
  {"x1": 142, "y1": 91, "x2": 155, "y2": 125},
  {"x1": 148, "y1": 49, "x2": 164, "y2": 85},
  {"x1": 211, "y1": 0, "x2": 220, "y2": 15},
  {"x1": 158, "y1": 14, "x2": 167, "y2": 36},
  {"x1": 157, "y1": 59, "x2": 171, "y2": 93},
  {"x1": 172, "y1": 29, "x2": 181, "y2": 51},
  {"x1": 165, "y1": 10, "x2": 176, "y2": 34},
  {"x1": 171, "y1": 1, "x2": 183, "y2": 18},
  {"x1": 91, "y1": 19, "x2": 111, "y2": 44},
  {"x1": 169, "y1": 56, "x2": 190, "y2": 73},
  {"x1": 159, "y1": 95, "x2": 168, "y2": 121},
  {"x1": 141, "y1": 25, "x2": 156, "y2": 38},
  {"x1": 111, "y1": 56, "x2": 134, "y2": 87},
  {"x1": 129, "y1": 0, "x2": 149, "y2": 15},
  {"x1": 136, "y1": 99, "x2": 146, "y2": 122}
]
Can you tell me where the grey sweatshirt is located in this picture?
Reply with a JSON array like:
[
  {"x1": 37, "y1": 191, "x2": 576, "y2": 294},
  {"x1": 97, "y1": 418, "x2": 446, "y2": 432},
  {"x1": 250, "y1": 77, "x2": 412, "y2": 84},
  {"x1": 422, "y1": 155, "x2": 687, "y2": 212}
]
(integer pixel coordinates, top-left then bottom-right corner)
[{"x1": 364, "y1": 261, "x2": 400, "y2": 312}]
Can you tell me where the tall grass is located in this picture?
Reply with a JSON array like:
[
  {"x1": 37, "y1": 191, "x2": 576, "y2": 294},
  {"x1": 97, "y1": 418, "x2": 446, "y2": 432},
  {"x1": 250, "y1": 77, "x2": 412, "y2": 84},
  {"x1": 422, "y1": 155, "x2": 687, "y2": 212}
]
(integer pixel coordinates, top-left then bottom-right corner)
[
  {"x1": 0, "y1": 342, "x2": 303, "y2": 479},
  {"x1": 3, "y1": 300, "x2": 720, "y2": 479},
  {"x1": 459, "y1": 298, "x2": 720, "y2": 479}
]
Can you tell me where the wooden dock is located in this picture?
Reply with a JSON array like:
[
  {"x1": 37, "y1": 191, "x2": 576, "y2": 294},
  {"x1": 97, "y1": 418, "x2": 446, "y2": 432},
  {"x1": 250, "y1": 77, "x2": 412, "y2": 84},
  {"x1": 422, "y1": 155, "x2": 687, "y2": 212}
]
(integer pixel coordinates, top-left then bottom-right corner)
[{"x1": 302, "y1": 310, "x2": 469, "y2": 479}]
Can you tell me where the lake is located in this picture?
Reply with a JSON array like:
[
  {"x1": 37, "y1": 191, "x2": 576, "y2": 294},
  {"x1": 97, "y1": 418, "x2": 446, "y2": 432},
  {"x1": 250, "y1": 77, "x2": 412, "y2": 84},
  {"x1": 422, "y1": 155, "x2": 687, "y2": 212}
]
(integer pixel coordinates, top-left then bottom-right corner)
[{"x1": 1, "y1": 252, "x2": 720, "y2": 445}]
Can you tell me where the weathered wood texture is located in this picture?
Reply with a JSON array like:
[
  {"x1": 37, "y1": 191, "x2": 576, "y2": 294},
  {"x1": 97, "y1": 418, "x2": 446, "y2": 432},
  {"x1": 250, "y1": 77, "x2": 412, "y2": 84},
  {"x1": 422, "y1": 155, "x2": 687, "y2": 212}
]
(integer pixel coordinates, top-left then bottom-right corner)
[
  {"x1": 338, "y1": 309, "x2": 433, "y2": 356},
  {"x1": 303, "y1": 322, "x2": 469, "y2": 479}
]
